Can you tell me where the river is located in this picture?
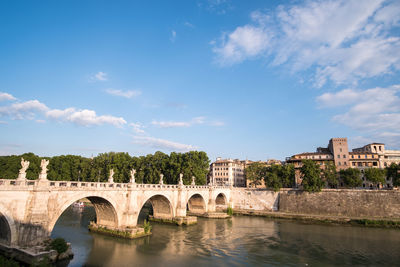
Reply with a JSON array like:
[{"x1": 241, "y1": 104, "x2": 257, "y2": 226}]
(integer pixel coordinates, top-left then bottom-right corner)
[{"x1": 52, "y1": 206, "x2": 400, "y2": 266}]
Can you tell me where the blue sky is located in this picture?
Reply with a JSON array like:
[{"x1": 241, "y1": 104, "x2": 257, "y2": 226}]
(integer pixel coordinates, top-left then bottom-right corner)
[{"x1": 1, "y1": 0, "x2": 400, "y2": 161}]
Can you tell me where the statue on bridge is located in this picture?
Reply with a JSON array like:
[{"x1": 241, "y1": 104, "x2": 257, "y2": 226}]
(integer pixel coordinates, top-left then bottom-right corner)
[
  {"x1": 38, "y1": 159, "x2": 49, "y2": 180},
  {"x1": 108, "y1": 169, "x2": 114, "y2": 183},
  {"x1": 130, "y1": 169, "x2": 136, "y2": 184},
  {"x1": 159, "y1": 173, "x2": 164, "y2": 185},
  {"x1": 179, "y1": 173, "x2": 184, "y2": 186},
  {"x1": 191, "y1": 176, "x2": 196, "y2": 186},
  {"x1": 17, "y1": 158, "x2": 30, "y2": 180}
]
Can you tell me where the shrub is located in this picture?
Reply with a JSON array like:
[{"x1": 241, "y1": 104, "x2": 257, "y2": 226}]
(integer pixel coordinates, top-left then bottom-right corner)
[
  {"x1": 49, "y1": 237, "x2": 68, "y2": 254},
  {"x1": 0, "y1": 256, "x2": 19, "y2": 267},
  {"x1": 227, "y1": 206, "x2": 233, "y2": 216},
  {"x1": 143, "y1": 220, "x2": 152, "y2": 234}
]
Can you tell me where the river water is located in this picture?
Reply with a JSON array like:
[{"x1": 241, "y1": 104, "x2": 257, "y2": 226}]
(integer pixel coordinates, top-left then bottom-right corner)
[{"x1": 52, "y1": 206, "x2": 400, "y2": 266}]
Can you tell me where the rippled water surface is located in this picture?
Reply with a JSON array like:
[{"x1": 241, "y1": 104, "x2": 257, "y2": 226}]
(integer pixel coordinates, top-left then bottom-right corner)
[{"x1": 52, "y1": 206, "x2": 400, "y2": 267}]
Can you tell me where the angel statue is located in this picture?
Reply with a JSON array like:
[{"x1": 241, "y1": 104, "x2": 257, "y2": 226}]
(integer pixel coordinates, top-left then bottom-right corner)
[
  {"x1": 17, "y1": 158, "x2": 30, "y2": 180},
  {"x1": 130, "y1": 169, "x2": 136, "y2": 184},
  {"x1": 108, "y1": 169, "x2": 114, "y2": 183}
]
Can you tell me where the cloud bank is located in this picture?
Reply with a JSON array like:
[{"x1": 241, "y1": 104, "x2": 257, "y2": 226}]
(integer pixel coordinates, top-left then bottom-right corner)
[{"x1": 212, "y1": 0, "x2": 400, "y2": 87}]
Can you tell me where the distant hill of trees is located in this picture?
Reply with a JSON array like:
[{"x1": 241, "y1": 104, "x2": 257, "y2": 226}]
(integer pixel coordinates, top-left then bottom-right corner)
[{"x1": 0, "y1": 151, "x2": 210, "y2": 185}]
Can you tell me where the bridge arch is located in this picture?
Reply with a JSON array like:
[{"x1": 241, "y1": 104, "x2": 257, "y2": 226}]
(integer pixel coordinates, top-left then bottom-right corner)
[
  {"x1": 215, "y1": 192, "x2": 228, "y2": 211},
  {"x1": 138, "y1": 194, "x2": 174, "y2": 223},
  {"x1": 0, "y1": 204, "x2": 17, "y2": 246},
  {"x1": 48, "y1": 193, "x2": 119, "y2": 233},
  {"x1": 187, "y1": 193, "x2": 207, "y2": 214}
]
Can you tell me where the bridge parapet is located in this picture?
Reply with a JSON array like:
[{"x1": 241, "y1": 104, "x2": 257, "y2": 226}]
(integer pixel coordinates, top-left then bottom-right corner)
[{"x1": 0, "y1": 179, "x2": 230, "y2": 191}]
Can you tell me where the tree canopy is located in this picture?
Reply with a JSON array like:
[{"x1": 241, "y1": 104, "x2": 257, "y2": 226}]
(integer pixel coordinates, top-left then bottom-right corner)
[
  {"x1": 244, "y1": 163, "x2": 295, "y2": 191},
  {"x1": 300, "y1": 159, "x2": 324, "y2": 192},
  {"x1": 322, "y1": 161, "x2": 338, "y2": 188},
  {"x1": 364, "y1": 168, "x2": 386, "y2": 186},
  {"x1": 386, "y1": 163, "x2": 400, "y2": 187},
  {"x1": 339, "y1": 168, "x2": 362, "y2": 188},
  {"x1": 0, "y1": 151, "x2": 210, "y2": 185}
]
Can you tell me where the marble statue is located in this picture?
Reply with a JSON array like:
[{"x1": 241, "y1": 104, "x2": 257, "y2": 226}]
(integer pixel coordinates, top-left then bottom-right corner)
[
  {"x1": 179, "y1": 173, "x2": 183, "y2": 186},
  {"x1": 191, "y1": 176, "x2": 196, "y2": 186},
  {"x1": 130, "y1": 169, "x2": 136, "y2": 184},
  {"x1": 38, "y1": 159, "x2": 49, "y2": 180},
  {"x1": 17, "y1": 158, "x2": 30, "y2": 180},
  {"x1": 109, "y1": 169, "x2": 114, "y2": 183},
  {"x1": 159, "y1": 173, "x2": 164, "y2": 185}
]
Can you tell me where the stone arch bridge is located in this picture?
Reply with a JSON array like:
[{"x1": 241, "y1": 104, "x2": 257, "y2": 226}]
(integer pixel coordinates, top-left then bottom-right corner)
[{"x1": 0, "y1": 179, "x2": 232, "y2": 247}]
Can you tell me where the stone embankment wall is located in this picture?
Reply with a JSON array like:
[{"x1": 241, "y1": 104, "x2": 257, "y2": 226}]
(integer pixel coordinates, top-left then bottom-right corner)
[
  {"x1": 232, "y1": 188, "x2": 400, "y2": 219},
  {"x1": 279, "y1": 189, "x2": 400, "y2": 219},
  {"x1": 231, "y1": 188, "x2": 279, "y2": 211}
]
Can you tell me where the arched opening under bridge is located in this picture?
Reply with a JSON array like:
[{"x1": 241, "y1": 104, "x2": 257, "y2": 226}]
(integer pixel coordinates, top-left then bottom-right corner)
[
  {"x1": 187, "y1": 194, "x2": 206, "y2": 214},
  {"x1": 137, "y1": 194, "x2": 173, "y2": 224},
  {"x1": 215, "y1": 193, "x2": 228, "y2": 211}
]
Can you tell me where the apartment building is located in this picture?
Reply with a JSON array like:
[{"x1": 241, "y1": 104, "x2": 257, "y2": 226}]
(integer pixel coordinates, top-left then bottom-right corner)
[
  {"x1": 208, "y1": 158, "x2": 282, "y2": 187},
  {"x1": 209, "y1": 158, "x2": 246, "y2": 187},
  {"x1": 286, "y1": 138, "x2": 400, "y2": 188}
]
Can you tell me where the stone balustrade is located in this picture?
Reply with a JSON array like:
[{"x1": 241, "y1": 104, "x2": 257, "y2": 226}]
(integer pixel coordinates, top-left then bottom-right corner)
[{"x1": 0, "y1": 179, "x2": 228, "y2": 190}]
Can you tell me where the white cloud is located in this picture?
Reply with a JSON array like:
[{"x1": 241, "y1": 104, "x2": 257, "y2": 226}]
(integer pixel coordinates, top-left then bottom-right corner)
[
  {"x1": 0, "y1": 100, "x2": 49, "y2": 119},
  {"x1": 152, "y1": 120, "x2": 190, "y2": 128},
  {"x1": 47, "y1": 108, "x2": 126, "y2": 127},
  {"x1": 91, "y1": 71, "x2": 108, "y2": 81},
  {"x1": 170, "y1": 30, "x2": 177, "y2": 42},
  {"x1": 105, "y1": 89, "x2": 142, "y2": 98},
  {"x1": 0, "y1": 92, "x2": 16, "y2": 102},
  {"x1": 318, "y1": 85, "x2": 400, "y2": 147},
  {"x1": 132, "y1": 136, "x2": 197, "y2": 152},
  {"x1": 130, "y1": 122, "x2": 145, "y2": 134},
  {"x1": 213, "y1": 25, "x2": 270, "y2": 65},
  {"x1": 0, "y1": 95, "x2": 127, "y2": 128},
  {"x1": 212, "y1": 0, "x2": 400, "y2": 86},
  {"x1": 151, "y1": 116, "x2": 206, "y2": 128}
]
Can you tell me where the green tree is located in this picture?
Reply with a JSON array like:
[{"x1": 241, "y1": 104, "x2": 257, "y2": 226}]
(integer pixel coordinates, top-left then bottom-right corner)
[
  {"x1": 364, "y1": 168, "x2": 386, "y2": 186},
  {"x1": 300, "y1": 159, "x2": 324, "y2": 192},
  {"x1": 339, "y1": 168, "x2": 362, "y2": 188},
  {"x1": 244, "y1": 162, "x2": 265, "y2": 187},
  {"x1": 322, "y1": 162, "x2": 338, "y2": 188},
  {"x1": 386, "y1": 163, "x2": 400, "y2": 187},
  {"x1": 280, "y1": 164, "x2": 295, "y2": 188},
  {"x1": 265, "y1": 165, "x2": 282, "y2": 192}
]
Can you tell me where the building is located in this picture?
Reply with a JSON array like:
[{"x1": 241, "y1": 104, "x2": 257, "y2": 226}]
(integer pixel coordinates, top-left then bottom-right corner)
[
  {"x1": 286, "y1": 138, "x2": 400, "y2": 188},
  {"x1": 208, "y1": 158, "x2": 282, "y2": 187},
  {"x1": 209, "y1": 158, "x2": 246, "y2": 187}
]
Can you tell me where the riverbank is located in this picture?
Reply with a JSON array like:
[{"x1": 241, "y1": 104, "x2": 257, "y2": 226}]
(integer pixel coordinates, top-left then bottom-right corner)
[
  {"x1": 233, "y1": 209, "x2": 400, "y2": 228},
  {"x1": 0, "y1": 240, "x2": 73, "y2": 266}
]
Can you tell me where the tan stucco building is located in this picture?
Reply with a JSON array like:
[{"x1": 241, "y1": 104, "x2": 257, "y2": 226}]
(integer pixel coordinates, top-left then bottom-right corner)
[{"x1": 286, "y1": 138, "x2": 400, "y2": 188}]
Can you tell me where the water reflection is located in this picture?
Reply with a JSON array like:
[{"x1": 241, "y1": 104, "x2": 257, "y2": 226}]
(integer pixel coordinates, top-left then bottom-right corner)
[{"x1": 52, "y1": 207, "x2": 400, "y2": 267}]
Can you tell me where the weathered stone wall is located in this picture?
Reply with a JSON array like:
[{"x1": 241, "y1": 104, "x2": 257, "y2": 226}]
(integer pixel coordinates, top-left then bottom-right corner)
[
  {"x1": 231, "y1": 188, "x2": 279, "y2": 211},
  {"x1": 279, "y1": 189, "x2": 400, "y2": 219}
]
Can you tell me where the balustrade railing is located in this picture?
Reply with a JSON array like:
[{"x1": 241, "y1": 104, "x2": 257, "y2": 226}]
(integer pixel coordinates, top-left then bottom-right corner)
[{"x1": 0, "y1": 179, "x2": 229, "y2": 190}]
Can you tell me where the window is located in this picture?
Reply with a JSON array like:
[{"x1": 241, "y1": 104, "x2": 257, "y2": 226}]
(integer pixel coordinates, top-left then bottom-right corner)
[
  {"x1": 340, "y1": 148, "x2": 342, "y2": 152},
  {"x1": 352, "y1": 162, "x2": 356, "y2": 166},
  {"x1": 344, "y1": 162, "x2": 347, "y2": 165},
  {"x1": 338, "y1": 162, "x2": 341, "y2": 166},
  {"x1": 343, "y1": 155, "x2": 346, "y2": 158},
  {"x1": 365, "y1": 155, "x2": 367, "y2": 159},
  {"x1": 358, "y1": 155, "x2": 361, "y2": 159},
  {"x1": 351, "y1": 155, "x2": 354, "y2": 159},
  {"x1": 373, "y1": 162, "x2": 377, "y2": 166},
  {"x1": 337, "y1": 155, "x2": 340, "y2": 159}
]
